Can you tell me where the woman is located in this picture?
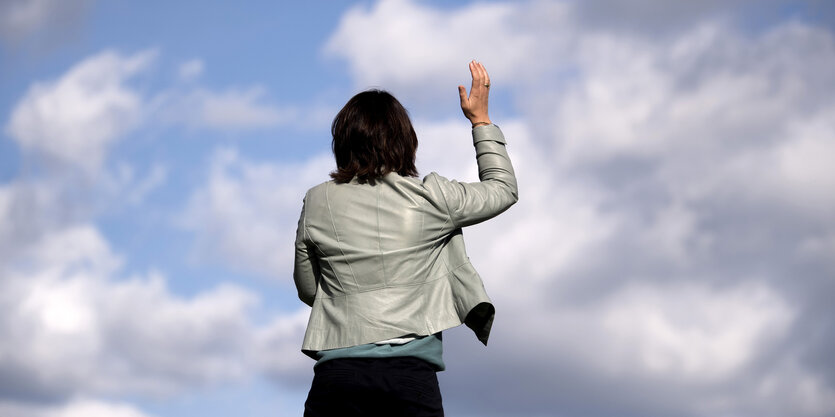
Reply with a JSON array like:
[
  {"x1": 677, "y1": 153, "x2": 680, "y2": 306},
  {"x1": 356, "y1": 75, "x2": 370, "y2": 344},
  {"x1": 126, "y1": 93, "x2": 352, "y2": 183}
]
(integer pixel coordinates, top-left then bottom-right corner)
[{"x1": 294, "y1": 61, "x2": 517, "y2": 416}]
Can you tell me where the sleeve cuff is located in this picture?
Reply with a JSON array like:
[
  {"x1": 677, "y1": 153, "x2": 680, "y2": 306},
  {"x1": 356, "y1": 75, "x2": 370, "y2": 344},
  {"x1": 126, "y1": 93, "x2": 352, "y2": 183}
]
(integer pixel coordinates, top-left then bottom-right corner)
[{"x1": 472, "y1": 124, "x2": 506, "y2": 145}]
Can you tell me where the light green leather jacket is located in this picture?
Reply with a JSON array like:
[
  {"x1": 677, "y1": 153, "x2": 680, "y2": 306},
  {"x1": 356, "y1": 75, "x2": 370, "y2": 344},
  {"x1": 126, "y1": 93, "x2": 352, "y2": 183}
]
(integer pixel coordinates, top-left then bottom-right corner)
[{"x1": 294, "y1": 124, "x2": 517, "y2": 356}]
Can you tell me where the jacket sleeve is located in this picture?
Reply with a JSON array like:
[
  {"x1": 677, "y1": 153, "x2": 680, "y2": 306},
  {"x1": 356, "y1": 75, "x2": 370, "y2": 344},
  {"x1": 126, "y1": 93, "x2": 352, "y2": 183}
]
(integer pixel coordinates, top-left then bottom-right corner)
[
  {"x1": 425, "y1": 124, "x2": 518, "y2": 229},
  {"x1": 293, "y1": 194, "x2": 318, "y2": 306}
]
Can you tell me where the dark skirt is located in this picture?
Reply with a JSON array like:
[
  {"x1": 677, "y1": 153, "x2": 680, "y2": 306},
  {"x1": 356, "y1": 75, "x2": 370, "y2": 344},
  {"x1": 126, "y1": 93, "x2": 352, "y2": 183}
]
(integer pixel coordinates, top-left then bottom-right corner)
[{"x1": 304, "y1": 357, "x2": 444, "y2": 417}]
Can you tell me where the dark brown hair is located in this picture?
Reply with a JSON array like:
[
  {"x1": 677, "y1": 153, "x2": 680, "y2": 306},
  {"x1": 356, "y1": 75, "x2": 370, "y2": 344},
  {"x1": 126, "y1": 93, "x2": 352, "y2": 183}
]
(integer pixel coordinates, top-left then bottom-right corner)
[{"x1": 330, "y1": 90, "x2": 418, "y2": 184}]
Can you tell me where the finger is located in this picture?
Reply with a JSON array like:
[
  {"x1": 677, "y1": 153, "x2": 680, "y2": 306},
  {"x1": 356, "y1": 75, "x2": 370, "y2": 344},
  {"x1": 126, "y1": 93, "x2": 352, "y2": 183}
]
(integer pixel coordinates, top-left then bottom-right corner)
[
  {"x1": 458, "y1": 85, "x2": 468, "y2": 106},
  {"x1": 476, "y1": 62, "x2": 489, "y2": 88},
  {"x1": 470, "y1": 61, "x2": 481, "y2": 82},
  {"x1": 469, "y1": 60, "x2": 479, "y2": 92},
  {"x1": 480, "y1": 62, "x2": 490, "y2": 87},
  {"x1": 471, "y1": 62, "x2": 488, "y2": 93}
]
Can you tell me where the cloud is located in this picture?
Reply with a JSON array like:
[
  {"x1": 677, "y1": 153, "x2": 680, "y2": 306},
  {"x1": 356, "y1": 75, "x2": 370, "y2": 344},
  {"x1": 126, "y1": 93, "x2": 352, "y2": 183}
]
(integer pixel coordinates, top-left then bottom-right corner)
[
  {"x1": 123, "y1": 163, "x2": 168, "y2": 205},
  {"x1": 162, "y1": 87, "x2": 299, "y2": 130},
  {"x1": 2, "y1": 47, "x2": 319, "y2": 412},
  {"x1": 0, "y1": 171, "x2": 309, "y2": 413},
  {"x1": 0, "y1": 225, "x2": 261, "y2": 402},
  {"x1": 0, "y1": 398, "x2": 157, "y2": 417},
  {"x1": 255, "y1": 308, "x2": 313, "y2": 386},
  {"x1": 324, "y1": 1, "x2": 835, "y2": 416},
  {"x1": 324, "y1": 0, "x2": 546, "y2": 99},
  {"x1": 439, "y1": 281, "x2": 812, "y2": 417},
  {"x1": 585, "y1": 283, "x2": 792, "y2": 380},
  {"x1": 4, "y1": 48, "x2": 313, "y2": 183},
  {"x1": 182, "y1": 148, "x2": 333, "y2": 280},
  {"x1": 570, "y1": 0, "x2": 834, "y2": 37},
  {"x1": 5, "y1": 50, "x2": 155, "y2": 175},
  {"x1": 3, "y1": 1, "x2": 832, "y2": 416},
  {"x1": 0, "y1": 180, "x2": 66, "y2": 264},
  {"x1": 0, "y1": 0, "x2": 95, "y2": 47},
  {"x1": 156, "y1": 76, "x2": 333, "y2": 131},
  {"x1": 177, "y1": 59, "x2": 205, "y2": 81},
  {"x1": 571, "y1": 0, "x2": 737, "y2": 36}
]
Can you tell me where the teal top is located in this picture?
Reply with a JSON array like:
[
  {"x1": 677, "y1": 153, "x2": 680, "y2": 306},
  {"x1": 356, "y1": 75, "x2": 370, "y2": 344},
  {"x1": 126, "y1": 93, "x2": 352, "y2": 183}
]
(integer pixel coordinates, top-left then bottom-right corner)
[{"x1": 314, "y1": 333, "x2": 444, "y2": 371}]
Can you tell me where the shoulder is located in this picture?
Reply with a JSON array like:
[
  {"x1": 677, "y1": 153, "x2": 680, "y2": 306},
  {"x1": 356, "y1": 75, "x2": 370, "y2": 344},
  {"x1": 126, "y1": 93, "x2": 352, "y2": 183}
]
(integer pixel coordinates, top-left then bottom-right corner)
[
  {"x1": 373, "y1": 173, "x2": 452, "y2": 206},
  {"x1": 305, "y1": 180, "x2": 334, "y2": 197},
  {"x1": 385, "y1": 172, "x2": 454, "y2": 195},
  {"x1": 421, "y1": 172, "x2": 460, "y2": 194},
  {"x1": 421, "y1": 172, "x2": 452, "y2": 185},
  {"x1": 299, "y1": 181, "x2": 334, "y2": 213}
]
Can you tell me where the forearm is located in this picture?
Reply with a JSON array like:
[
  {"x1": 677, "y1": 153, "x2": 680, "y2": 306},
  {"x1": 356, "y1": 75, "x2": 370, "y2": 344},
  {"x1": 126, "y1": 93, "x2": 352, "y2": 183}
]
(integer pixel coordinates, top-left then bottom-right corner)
[
  {"x1": 473, "y1": 124, "x2": 518, "y2": 203},
  {"x1": 293, "y1": 198, "x2": 317, "y2": 306}
]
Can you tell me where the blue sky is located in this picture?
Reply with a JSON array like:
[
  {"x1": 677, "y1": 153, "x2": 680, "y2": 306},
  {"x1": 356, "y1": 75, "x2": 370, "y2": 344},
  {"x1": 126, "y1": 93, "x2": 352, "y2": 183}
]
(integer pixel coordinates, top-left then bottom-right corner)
[{"x1": 2, "y1": 1, "x2": 835, "y2": 416}]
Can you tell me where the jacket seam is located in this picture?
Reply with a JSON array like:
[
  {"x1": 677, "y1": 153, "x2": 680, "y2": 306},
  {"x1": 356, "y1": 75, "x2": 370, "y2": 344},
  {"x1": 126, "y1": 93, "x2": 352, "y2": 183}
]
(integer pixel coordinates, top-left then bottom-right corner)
[
  {"x1": 304, "y1": 192, "x2": 343, "y2": 295},
  {"x1": 429, "y1": 173, "x2": 458, "y2": 231},
  {"x1": 325, "y1": 183, "x2": 355, "y2": 291},
  {"x1": 425, "y1": 174, "x2": 454, "y2": 279},
  {"x1": 298, "y1": 191, "x2": 317, "y2": 303},
  {"x1": 376, "y1": 185, "x2": 388, "y2": 286}
]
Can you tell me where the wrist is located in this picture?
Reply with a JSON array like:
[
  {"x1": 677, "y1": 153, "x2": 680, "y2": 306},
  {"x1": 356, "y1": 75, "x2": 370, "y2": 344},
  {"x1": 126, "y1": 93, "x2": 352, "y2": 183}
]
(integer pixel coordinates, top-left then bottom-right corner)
[{"x1": 471, "y1": 120, "x2": 492, "y2": 128}]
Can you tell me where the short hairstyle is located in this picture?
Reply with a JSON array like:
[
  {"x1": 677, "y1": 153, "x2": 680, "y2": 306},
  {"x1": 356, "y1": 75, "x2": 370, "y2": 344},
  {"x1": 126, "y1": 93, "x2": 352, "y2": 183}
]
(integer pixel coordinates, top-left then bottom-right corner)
[{"x1": 330, "y1": 89, "x2": 418, "y2": 184}]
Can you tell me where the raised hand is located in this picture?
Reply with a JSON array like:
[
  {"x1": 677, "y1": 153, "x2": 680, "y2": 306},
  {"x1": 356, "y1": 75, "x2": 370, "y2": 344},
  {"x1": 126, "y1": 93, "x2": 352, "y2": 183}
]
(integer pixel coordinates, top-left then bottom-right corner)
[{"x1": 458, "y1": 60, "x2": 492, "y2": 126}]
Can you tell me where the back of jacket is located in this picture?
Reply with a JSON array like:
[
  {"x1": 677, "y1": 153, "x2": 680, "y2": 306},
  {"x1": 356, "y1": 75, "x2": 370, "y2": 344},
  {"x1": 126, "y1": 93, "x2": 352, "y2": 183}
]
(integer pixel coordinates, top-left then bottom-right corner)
[{"x1": 294, "y1": 124, "x2": 517, "y2": 354}]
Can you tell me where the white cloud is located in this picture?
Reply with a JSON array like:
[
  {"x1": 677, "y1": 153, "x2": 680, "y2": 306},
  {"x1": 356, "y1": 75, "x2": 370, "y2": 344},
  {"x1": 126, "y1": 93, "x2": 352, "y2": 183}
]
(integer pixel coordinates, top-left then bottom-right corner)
[
  {"x1": 492, "y1": 280, "x2": 794, "y2": 384},
  {"x1": 0, "y1": 398, "x2": 157, "y2": 417},
  {"x1": 416, "y1": 119, "x2": 617, "y2": 295},
  {"x1": 593, "y1": 282, "x2": 793, "y2": 380},
  {"x1": 413, "y1": 116, "x2": 809, "y2": 412},
  {"x1": 162, "y1": 87, "x2": 299, "y2": 130},
  {"x1": 124, "y1": 163, "x2": 168, "y2": 205},
  {"x1": 156, "y1": 58, "x2": 336, "y2": 132},
  {"x1": 439, "y1": 278, "x2": 816, "y2": 417},
  {"x1": 572, "y1": 0, "x2": 738, "y2": 35},
  {"x1": 771, "y1": 109, "x2": 835, "y2": 214},
  {"x1": 178, "y1": 59, "x2": 205, "y2": 81},
  {"x1": 1, "y1": 48, "x2": 319, "y2": 412},
  {"x1": 565, "y1": 22, "x2": 835, "y2": 181},
  {"x1": 44, "y1": 399, "x2": 157, "y2": 417},
  {"x1": 0, "y1": 225, "x2": 258, "y2": 399},
  {"x1": 0, "y1": 0, "x2": 95, "y2": 46},
  {"x1": 324, "y1": 1, "x2": 835, "y2": 416},
  {"x1": 0, "y1": 180, "x2": 63, "y2": 263},
  {"x1": 0, "y1": 172, "x2": 311, "y2": 409},
  {"x1": 182, "y1": 147, "x2": 332, "y2": 280},
  {"x1": 325, "y1": 0, "x2": 548, "y2": 95},
  {"x1": 5, "y1": 50, "x2": 155, "y2": 175},
  {"x1": 255, "y1": 308, "x2": 313, "y2": 384},
  {"x1": 4, "y1": 1, "x2": 832, "y2": 416}
]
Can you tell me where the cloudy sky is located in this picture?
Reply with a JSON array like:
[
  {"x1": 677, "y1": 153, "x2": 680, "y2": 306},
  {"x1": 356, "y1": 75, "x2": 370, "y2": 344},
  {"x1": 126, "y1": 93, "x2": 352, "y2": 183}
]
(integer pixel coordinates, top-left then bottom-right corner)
[{"x1": 1, "y1": 0, "x2": 834, "y2": 416}]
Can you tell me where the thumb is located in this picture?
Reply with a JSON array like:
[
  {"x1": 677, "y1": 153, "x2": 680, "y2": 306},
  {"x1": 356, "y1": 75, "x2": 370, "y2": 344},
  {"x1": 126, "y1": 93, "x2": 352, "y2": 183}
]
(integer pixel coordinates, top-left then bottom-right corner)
[{"x1": 458, "y1": 85, "x2": 468, "y2": 106}]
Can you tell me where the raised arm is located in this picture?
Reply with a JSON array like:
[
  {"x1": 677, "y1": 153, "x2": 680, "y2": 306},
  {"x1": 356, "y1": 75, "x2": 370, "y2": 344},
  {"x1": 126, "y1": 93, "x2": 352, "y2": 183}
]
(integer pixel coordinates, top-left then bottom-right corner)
[{"x1": 425, "y1": 61, "x2": 518, "y2": 229}]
